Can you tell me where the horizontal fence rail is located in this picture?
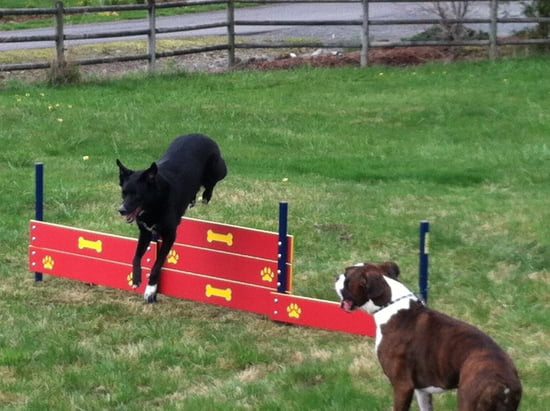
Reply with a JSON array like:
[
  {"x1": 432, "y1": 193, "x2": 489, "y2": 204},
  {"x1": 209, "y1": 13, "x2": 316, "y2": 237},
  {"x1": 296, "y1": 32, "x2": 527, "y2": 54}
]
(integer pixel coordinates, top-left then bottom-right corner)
[{"x1": 0, "y1": 0, "x2": 549, "y2": 72}]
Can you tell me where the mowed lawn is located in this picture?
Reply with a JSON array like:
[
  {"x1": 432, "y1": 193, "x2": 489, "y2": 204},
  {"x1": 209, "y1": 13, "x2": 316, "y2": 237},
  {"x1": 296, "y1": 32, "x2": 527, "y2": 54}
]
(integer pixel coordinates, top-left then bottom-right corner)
[{"x1": 1, "y1": 56, "x2": 549, "y2": 410}]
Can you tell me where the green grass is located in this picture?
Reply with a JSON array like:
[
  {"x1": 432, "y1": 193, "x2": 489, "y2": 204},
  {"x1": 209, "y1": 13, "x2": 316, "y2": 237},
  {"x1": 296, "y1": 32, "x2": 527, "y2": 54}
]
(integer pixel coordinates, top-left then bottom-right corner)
[{"x1": 1, "y1": 56, "x2": 550, "y2": 410}]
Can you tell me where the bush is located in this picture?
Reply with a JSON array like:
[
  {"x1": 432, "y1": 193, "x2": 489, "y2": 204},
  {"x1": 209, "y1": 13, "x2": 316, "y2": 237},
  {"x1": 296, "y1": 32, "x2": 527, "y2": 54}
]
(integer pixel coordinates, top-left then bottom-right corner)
[
  {"x1": 406, "y1": 25, "x2": 489, "y2": 42},
  {"x1": 522, "y1": 0, "x2": 550, "y2": 50},
  {"x1": 47, "y1": 60, "x2": 81, "y2": 85}
]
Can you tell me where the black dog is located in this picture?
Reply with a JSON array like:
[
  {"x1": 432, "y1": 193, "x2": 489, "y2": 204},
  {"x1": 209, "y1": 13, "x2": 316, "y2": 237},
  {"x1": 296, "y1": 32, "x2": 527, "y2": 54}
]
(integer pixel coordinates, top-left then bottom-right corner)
[{"x1": 117, "y1": 133, "x2": 227, "y2": 302}]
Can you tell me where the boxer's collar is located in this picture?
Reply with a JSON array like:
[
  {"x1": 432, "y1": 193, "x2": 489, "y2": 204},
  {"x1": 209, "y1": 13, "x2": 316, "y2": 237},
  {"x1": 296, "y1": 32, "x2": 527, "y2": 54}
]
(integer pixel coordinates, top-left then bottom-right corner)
[{"x1": 372, "y1": 293, "x2": 419, "y2": 314}]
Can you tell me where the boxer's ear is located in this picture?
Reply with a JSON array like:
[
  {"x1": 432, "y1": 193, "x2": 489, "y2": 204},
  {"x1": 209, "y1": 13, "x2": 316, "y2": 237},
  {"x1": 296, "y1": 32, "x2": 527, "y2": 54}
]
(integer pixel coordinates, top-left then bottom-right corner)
[
  {"x1": 362, "y1": 271, "x2": 387, "y2": 301},
  {"x1": 382, "y1": 261, "x2": 400, "y2": 280}
]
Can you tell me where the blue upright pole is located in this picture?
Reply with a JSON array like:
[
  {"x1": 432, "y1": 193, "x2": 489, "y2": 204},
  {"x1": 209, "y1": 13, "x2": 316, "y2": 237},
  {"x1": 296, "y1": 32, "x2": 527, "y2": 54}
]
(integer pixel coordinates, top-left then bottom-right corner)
[
  {"x1": 35, "y1": 162, "x2": 44, "y2": 282},
  {"x1": 277, "y1": 202, "x2": 289, "y2": 293},
  {"x1": 418, "y1": 220, "x2": 430, "y2": 303}
]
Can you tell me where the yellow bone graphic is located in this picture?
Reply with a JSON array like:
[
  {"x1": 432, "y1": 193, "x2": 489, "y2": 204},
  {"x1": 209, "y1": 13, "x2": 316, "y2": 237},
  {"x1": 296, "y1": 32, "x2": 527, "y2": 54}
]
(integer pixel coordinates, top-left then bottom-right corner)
[
  {"x1": 206, "y1": 229, "x2": 233, "y2": 246},
  {"x1": 205, "y1": 284, "x2": 232, "y2": 301},
  {"x1": 78, "y1": 236, "x2": 103, "y2": 253}
]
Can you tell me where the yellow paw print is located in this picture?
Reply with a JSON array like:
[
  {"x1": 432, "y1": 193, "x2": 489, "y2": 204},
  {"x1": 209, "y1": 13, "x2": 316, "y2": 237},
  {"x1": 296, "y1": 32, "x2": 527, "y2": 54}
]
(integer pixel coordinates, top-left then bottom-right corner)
[
  {"x1": 260, "y1": 267, "x2": 275, "y2": 282},
  {"x1": 42, "y1": 255, "x2": 54, "y2": 270},
  {"x1": 167, "y1": 249, "x2": 179, "y2": 264},
  {"x1": 287, "y1": 303, "x2": 302, "y2": 319},
  {"x1": 127, "y1": 272, "x2": 133, "y2": 286}
]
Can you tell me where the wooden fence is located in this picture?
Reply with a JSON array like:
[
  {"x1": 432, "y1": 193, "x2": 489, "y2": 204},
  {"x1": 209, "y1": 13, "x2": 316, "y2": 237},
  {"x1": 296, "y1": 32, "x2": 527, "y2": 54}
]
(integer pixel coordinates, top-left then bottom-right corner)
[{"x1": 1, "y1": 0, "x2": 549, "y2": 72}]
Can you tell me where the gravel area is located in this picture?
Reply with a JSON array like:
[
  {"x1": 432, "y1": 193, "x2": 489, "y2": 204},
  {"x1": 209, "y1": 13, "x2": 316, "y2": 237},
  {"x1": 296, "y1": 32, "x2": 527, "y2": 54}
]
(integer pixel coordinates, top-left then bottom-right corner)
[
  {"x1": 1, "y1": 25, "x2": 483, "y2": 83},
  {"x1": 0, "y1": 45, "x2": 465, "y2": 83}
]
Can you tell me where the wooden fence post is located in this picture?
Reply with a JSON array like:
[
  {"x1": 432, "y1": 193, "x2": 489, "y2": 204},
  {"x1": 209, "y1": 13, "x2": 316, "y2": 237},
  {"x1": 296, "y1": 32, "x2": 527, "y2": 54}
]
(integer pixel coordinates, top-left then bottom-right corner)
[
  {"x1": 360, "y1": 0, "x2": 369, "y2": 67},
  {"x1": 227, "y1": 0, "x2": 236, "y2": 68},
  {"x1": 148, "y1": 0, "x2": 157, "y2": 72},
  {"x1": 489, "y1": 0, "x2": 498, "y2": 60},
  {"x1": 54, "y1": 1, "x2": 65, "y2": 68}
]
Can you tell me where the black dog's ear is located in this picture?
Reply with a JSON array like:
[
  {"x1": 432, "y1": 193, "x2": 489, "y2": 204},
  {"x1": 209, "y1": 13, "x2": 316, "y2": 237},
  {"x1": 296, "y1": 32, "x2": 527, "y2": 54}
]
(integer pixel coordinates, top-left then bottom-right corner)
[
  {"x1": 140, "y1": 162, "x2": 158, "y2": 184},
  {"x1": 382, "y1": 261, "x2": 400, "y2": 280},
  {"x1": 116, "y1": 159, "x2": 133, "y2": 186}
]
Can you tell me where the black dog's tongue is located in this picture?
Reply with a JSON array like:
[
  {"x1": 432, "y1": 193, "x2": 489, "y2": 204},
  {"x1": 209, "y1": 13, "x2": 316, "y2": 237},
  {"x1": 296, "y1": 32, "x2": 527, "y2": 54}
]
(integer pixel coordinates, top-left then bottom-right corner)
[{"x1": 124, "y1": 207, "x2": 142, "y2": 223}]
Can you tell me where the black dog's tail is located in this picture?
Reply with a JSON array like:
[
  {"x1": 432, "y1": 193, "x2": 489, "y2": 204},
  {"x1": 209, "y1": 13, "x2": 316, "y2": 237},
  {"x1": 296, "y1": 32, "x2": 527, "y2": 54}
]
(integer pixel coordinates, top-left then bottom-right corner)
[{"x1": 201, "y1": 154, "x2": 227, "y2": 204}]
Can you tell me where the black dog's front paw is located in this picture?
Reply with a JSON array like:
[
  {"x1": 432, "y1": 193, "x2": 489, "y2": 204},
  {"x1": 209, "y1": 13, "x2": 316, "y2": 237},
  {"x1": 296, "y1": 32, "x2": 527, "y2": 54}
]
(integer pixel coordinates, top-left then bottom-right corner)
[
  {"x1": 132, "y1": 273, "x2": 142, "y2": 288},
  {"x1": 145, "y1": 293, "x2": 157, "y2": 303},
  {"x1": 144, "y1": 284, "x2": 158, "y2": 303}
]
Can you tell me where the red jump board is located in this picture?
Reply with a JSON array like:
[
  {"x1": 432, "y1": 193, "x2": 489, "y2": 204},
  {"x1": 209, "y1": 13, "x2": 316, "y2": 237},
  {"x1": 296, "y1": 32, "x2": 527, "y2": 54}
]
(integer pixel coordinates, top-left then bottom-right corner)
[
  {"x1": 28, "y1": 219, "x2": 374, "y2": 336},
  {"x1": 158, "y1": 267, "x2": 273, "y2": 316},
  {"x1": 174, "y1": 217, "x2": 294, "y2": 291},
  {"x1": 165, "y1": 243, "x2": 281, "y2": 289},
  {"x1": 29, "y1": 246, "x2": 150, "y2": 293},
  {"x1": 270, "y1": 293, "x2": 376, "y2": 337},
  {"x1": 177, "y1": 217, "x2": 294, "y2": 262},
  {"x1": 29, "y1": 220, "x2": 157, "y2": 265}
]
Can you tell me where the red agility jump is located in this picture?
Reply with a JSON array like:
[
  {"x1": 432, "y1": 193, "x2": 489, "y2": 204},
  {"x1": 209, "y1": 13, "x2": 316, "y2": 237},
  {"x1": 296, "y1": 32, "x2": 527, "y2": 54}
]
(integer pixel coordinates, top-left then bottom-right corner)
[{"x1": 28, "y1": 215, "x2": 376, "y2": 336}]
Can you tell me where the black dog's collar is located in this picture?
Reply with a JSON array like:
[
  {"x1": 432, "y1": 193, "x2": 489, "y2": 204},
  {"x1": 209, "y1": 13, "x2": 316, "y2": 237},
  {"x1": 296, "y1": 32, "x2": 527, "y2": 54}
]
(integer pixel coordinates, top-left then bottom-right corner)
[
  {"x1": 140, "y1": 222, "x2": 157, "y2": 233},
  {"x1": 372, "y1": 293, "x2": 419, "y2": 314},
  {"x1": 138, "y1": 217, "x2": 157, "y2": 233}
]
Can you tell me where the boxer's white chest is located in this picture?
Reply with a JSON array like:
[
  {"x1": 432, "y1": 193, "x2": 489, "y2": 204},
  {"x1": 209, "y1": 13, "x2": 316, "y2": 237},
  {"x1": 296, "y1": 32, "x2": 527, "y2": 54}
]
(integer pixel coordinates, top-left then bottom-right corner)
[{"x1": 361, "y1": 276, "x2": 419, "y2": 351}]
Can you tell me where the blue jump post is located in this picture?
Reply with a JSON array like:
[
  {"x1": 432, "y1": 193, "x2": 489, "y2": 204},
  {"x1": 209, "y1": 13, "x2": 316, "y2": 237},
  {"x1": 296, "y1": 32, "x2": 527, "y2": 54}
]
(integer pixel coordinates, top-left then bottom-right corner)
[
  {"x1": 277, "y1": 202, "x2": 289, "y2": 293},
  {"x1": 418, "y1": 220, "x2": 430, "y2": 303},
  {"x1": 34, "y1": 162, "x2": 44, "y2": 282}
]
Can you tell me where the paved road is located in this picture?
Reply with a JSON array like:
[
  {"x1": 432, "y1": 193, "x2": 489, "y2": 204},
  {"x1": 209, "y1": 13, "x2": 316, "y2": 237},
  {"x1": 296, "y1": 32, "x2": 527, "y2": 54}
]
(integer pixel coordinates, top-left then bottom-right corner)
[{"x1": 0, "y1": 3, "x2": 531, "y2": 52}]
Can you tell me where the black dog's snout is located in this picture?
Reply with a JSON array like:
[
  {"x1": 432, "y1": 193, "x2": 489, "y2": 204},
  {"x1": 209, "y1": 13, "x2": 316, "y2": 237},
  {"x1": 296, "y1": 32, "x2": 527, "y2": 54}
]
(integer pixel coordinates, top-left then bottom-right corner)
[{"x1": 118, "y1": 205, "x2": 127, "y2": 216}]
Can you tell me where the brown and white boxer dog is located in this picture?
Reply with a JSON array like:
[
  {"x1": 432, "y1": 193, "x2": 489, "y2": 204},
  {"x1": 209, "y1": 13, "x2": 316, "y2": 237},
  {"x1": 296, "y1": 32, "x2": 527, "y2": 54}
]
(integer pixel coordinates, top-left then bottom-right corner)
[{"x1": 335, "y1": 261, "x2": 522, "y2": 411}]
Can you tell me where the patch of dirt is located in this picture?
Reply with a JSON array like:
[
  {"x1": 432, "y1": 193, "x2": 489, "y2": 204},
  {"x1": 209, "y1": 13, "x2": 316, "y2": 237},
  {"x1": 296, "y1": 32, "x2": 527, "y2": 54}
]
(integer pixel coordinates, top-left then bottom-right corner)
[
  {"x1": 81, "y1": 46, "x2": 456, "y2": 77},
  {"x1": 243, "y1": 47, "x2": 453, "y2": 70},
  {"x1": 1, "y1": 14, "x2": 45, "y2": 24},
  {"x1": 91, "y1": 46, "x2": 458, "y2": 77}
]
